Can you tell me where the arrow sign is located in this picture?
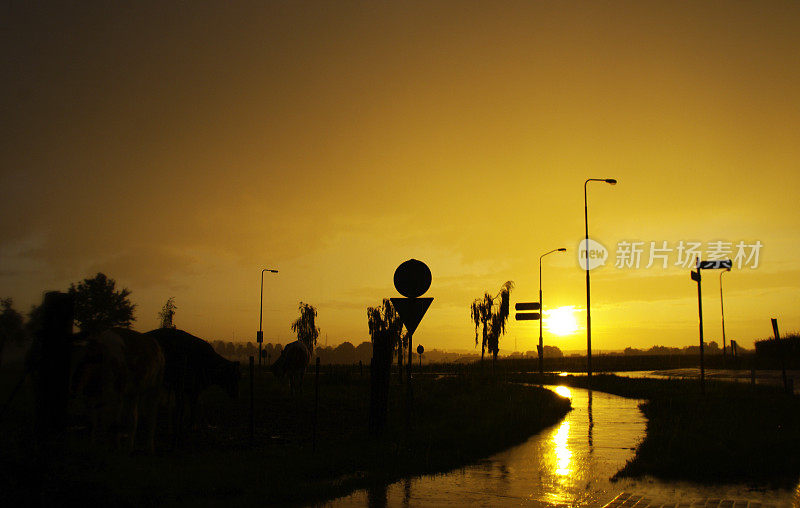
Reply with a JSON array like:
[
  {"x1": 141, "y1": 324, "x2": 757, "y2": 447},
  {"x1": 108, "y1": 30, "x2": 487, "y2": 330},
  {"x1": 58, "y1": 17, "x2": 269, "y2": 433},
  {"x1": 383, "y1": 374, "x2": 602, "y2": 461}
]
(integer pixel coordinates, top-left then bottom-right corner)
[
  {"x1": 515, "y1": 312, "x2": 541, "y2": 321},
  {"x1": 697, "y1": 259, "x2": 732, "y2": 270},
  {"x1": 390, "y1": 297, "x2": 433, "y2": 334},
  {"x1": 691, "y1": 270, "x2": 701, "y2": 282},
  {"x1": 515, "y1": 302, "x2": 541, "y2": 311}
]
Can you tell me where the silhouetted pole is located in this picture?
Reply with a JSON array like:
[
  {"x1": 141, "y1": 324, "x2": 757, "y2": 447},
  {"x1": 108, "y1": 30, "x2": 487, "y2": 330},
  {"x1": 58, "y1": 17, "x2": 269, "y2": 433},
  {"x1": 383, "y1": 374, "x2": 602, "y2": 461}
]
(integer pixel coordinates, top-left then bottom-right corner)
[
  {"x1": 584, "y1": 178, "x2": 617, "y2": 386},
  {"x1": 720, "y1": 267, "x2": 730, "y2": 367},
  {"x1": 369, "y1": 330, "x2": 392, "y2": 437},
  {"x1": 772, "y1": 318, "x2": 789, "y2": 394},
  {"x1": 313, "y1": 356, "x2": 320, "y2": 451},
  {"x1": 258, "y1": 268, "x2": 279, "y2": 366},
  {"x1": 406, "y1": 330, "x2": 414, "y2": 429},
  {"x1": 695, "y1": 258, "x2": 706, "y2": 395},
  {"x1": 539, "y1": 247, "x2": 566, "y2": 375},
  {"x1": 249, "y1": 356, "x2": 254, "y2": 444}
]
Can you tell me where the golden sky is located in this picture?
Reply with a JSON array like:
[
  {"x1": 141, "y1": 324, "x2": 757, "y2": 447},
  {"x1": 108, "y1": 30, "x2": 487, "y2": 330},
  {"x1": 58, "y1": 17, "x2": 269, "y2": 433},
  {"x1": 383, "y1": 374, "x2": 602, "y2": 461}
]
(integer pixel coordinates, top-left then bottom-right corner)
[{"x1": 3, "y1": 1, "x2": 799, "y2": 352}]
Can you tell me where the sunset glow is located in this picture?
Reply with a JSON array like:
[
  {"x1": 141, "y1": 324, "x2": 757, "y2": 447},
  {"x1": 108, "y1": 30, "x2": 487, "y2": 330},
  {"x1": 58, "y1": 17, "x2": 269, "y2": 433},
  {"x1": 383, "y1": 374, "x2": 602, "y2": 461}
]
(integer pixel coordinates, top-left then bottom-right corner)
[
  {"x1": 2, "y1": 1, "x2": 799, "y2": 353},
  {"x1": 546, "y1": 307, "x2": 580, "y2": 337}
]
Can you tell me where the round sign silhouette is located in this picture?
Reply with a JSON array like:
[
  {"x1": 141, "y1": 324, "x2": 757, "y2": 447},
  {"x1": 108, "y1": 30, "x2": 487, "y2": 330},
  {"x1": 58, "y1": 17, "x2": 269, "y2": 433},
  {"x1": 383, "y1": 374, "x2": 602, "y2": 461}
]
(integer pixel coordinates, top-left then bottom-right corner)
[
  {"x1": 417, "y1": 344, "x2": 424, "y2": 355},
  {"x1": 394, "y1": 259, "x2": 431, "y2": 298}
]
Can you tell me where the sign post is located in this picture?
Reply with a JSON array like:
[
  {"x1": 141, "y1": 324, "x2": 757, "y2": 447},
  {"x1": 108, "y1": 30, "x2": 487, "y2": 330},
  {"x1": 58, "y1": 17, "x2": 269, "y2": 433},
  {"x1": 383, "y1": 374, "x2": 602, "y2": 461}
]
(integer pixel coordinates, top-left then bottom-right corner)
[
  {"x1": 515, "y1": 302, "x2": 543, "y2": 372},
  {"x1": 692, "y1": 259, "x2": 732, "y2": 395},
  {"x1": 390, "y1": 259, "x2": 433, "y2": 431}
]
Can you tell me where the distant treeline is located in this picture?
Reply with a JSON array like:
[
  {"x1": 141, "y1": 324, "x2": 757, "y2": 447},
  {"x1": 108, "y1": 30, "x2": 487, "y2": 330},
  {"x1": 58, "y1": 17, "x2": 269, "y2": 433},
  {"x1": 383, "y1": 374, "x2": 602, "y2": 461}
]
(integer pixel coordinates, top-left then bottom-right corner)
[
  {"x1": 210, "y1": 339, "x2": 563, "y2": 365},
  {"x1": 621, "y1": 341, "x2": 751, "y2": 356}
]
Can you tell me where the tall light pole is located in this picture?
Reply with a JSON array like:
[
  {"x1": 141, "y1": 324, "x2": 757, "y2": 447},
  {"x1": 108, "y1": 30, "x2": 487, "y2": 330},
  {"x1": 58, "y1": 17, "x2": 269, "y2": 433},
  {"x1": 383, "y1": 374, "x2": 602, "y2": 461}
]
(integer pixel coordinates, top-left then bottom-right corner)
[
  {"x1": 539, "y1": 247, "x2": 567, "y2": 375},
  {"x1": 720, "y1": 266, "x2": 731, "y2": 367},
  {"x1": 259, "y1": 268, "x2": 279, "y2": 365},
  {"x1": 584, "y1": 178, "x2": 617, "y2": 384}
]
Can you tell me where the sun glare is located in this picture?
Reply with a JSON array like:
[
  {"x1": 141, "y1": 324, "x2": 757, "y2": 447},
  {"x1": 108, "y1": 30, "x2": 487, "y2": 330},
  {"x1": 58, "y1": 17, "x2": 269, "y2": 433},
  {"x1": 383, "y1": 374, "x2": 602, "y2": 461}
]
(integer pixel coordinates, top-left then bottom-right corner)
[
  {"x1": 554, "y1": 385, "x2": 571, "y2": 398},
  {"x1": 545, "y1": 306, "x2": 579, "y2": 336}
]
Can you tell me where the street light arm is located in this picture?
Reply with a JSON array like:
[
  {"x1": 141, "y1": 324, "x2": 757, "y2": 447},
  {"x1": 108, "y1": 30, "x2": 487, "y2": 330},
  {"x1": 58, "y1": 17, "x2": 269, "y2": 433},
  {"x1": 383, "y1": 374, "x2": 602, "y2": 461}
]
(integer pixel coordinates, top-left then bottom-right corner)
[{"x1": 259, "y1": 268, "x2": 279, "y2": 332}]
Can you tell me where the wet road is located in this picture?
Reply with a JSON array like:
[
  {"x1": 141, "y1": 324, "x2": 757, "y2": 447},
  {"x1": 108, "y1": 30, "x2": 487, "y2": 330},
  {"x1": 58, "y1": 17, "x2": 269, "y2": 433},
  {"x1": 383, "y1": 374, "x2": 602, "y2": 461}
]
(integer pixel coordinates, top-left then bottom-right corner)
[{"x1": 325, "y1": 386, "x2": 797, "y2": 507}]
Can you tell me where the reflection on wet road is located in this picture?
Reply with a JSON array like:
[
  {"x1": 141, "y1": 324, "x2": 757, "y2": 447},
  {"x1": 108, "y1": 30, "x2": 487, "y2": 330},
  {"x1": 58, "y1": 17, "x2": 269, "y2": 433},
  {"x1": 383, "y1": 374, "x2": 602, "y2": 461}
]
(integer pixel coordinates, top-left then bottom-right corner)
[
  {"x1": 327, "y1": 386, "x2": 643, "y2": 506},
  {"x1": 326, "y1": 385, "x2": 797, "y2": 507}
]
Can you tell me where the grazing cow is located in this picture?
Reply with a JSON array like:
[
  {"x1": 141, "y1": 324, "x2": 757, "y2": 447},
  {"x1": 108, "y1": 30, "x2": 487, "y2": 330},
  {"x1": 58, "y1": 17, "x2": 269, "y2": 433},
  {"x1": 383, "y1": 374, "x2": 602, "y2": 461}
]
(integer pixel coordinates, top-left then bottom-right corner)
[
  {"x1": 70, "y1": 328, "x2": 164, "y2": 453},
  {"x1": 271, "y1": 340, "x2": 311, "y2": 396},
  {"x1": 143, "y1": 328, "x2": 240, "y2": 434}
]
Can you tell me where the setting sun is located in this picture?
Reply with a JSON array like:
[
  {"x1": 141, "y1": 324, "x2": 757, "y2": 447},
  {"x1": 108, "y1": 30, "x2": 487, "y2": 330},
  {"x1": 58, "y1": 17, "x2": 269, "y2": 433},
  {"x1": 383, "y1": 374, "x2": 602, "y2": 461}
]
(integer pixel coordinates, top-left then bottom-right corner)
[{"x1": 545, "y1": 306, "x2": 580, "y2": 336}]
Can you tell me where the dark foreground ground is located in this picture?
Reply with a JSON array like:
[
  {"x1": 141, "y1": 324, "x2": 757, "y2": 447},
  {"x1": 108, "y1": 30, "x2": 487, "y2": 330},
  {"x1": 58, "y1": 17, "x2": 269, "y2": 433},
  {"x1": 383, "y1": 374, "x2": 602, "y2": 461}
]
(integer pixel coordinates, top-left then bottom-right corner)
[
  {"x1": 511, "y1": 372, "x2": 800, "y2": 489},
  {"x1": 0, "y1": 363, "x2": 570, "y2": 507}
]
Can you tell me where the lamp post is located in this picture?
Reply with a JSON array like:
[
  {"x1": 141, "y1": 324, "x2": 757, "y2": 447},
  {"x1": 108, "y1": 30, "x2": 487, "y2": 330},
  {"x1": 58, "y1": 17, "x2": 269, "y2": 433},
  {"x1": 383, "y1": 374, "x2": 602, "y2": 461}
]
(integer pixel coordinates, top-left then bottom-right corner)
[
  {"x1": 584, "y1": 178, "x2": 617, "y2": 384},
  {"x1": 259, "y1": 268, "x2": 279, "y2": 365},
  {"x1": 539, "y1": 247, "x2": 567, "y2": 375},
  {"x1": 720, "y1": 266, "x2": 731, "y2": 367}
]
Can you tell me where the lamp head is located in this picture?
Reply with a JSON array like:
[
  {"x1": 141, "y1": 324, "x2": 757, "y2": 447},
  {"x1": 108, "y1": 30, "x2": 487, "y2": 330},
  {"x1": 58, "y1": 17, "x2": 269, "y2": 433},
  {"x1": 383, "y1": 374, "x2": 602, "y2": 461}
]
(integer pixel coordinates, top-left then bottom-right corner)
[
  {"x1": 605, "y1": 178, "x2": 618, "y2": 185},
  {"x1": 557, "y1": 248, "x2": 567, "y2": 252}
]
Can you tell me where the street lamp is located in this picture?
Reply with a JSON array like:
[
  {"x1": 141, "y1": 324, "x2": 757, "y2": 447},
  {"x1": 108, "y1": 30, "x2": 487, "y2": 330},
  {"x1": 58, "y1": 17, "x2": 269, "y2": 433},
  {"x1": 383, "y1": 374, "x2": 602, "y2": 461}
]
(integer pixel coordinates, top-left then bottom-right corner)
[
  {"x1": 584, "y1": 178, "x2": 617, "y2": 384},
  {"x1": 720, "y1": 266, "x2": 731, "y2": 367},
  {"x1": 539, "y1": 247, "x2": 567, "y2": 375},
  {"x1": 259, "y1": 268, "x2": 279, "y2": 366}
]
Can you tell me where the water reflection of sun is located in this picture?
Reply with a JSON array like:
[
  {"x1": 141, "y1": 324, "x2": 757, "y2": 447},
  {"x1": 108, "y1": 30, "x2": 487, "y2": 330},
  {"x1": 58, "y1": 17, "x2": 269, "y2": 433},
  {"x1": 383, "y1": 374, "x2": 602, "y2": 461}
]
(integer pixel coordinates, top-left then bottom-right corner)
[
  {"x1": 554, "y1": 385, "x2": 571, "y2": 398},
  {"x1": 552, "y1": 420, "x2": 572, "y2": 476}
]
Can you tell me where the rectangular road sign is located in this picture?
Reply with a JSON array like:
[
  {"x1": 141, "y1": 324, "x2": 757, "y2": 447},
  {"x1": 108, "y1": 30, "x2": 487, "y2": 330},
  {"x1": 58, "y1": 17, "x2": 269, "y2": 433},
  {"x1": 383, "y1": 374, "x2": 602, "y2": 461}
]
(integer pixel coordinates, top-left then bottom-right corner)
[
  {"x1": 515, "y1": 302, "x2": 541, "y2": 311},
  {"x1": 515, "y1": 312, "x2": 541, "y2": 321},
  {"x1": 697, "y1": 259, "x2": 732, "y2": 270},
  {"x1": 256, "y1": 331, "x2": 264, "y2": 343}
]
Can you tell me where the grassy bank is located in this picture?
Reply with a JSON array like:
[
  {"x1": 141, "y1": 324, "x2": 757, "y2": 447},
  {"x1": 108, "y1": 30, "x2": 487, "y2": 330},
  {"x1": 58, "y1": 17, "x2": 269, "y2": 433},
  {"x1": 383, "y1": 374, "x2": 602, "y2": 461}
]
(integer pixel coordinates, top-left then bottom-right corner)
[
  {"x1": 0, "y1": 364, "x2": 570, "y2": 506},
  {"x1": 511, "y1": 372, "x2": 800, "y2": 488}
]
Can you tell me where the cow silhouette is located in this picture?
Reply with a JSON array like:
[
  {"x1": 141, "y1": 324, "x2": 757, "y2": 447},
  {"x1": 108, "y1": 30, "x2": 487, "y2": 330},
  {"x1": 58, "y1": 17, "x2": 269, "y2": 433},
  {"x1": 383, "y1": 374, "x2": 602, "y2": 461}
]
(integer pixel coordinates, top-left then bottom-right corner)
[
  {"x1": 71, "y1": 328, "x2": 164, "y2": 453},
  {"x1": 271, "y1": 340, "x2": 311, "y2": 397},
  {"x1": 144, "y1": 328, "x2": 240, "y2": 437}
]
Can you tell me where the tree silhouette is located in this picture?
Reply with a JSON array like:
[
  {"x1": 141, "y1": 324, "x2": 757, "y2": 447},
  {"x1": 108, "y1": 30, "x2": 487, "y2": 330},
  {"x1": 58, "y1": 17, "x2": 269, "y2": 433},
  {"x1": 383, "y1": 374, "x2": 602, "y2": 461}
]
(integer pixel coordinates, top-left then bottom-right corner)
[
  {"x1": 158, "y1": 297, "x2": 178, "y2": 329},
  {"x1": 367, "y1": 298, "x2": 407, "y2": 382},
  {"x1": 291, "y1": 301, "x2": 320, "y2": 352},
  {"x1": 470, "y1": 281, "x2": 514, "y2": 367},
  {"x1": 0, "y1": 298, "x2": 26, "y2": 367},
  {"x1": 68, "y1": 272, "x2": 135, "y2": 334}
]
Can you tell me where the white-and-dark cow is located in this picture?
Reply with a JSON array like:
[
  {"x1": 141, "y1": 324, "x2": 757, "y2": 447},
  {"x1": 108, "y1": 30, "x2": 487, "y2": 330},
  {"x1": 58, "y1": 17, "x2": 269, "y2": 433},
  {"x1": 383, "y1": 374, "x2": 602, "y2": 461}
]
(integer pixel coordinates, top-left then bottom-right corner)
[
  {"x1": 70, "y1": 328, "x2": 165, "y2": 453},
  {"x1": 271, "y1": 340, "x2": 311, "y2": 397}
]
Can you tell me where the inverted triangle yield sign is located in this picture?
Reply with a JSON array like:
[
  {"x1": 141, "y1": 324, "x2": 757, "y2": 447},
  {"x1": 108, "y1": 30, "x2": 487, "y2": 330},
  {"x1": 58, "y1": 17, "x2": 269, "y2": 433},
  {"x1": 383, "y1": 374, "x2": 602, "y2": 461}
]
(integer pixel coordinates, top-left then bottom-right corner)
[{"x1": 390, "y1": 297, "x2": 433, "y2": 335}]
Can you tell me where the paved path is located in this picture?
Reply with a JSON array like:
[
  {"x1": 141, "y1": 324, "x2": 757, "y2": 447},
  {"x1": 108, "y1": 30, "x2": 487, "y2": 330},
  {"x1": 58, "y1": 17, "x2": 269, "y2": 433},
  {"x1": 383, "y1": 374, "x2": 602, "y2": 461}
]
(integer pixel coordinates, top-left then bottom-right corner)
[{"x1": 604, "y1": 492, "x2": 779, "y2": 508}]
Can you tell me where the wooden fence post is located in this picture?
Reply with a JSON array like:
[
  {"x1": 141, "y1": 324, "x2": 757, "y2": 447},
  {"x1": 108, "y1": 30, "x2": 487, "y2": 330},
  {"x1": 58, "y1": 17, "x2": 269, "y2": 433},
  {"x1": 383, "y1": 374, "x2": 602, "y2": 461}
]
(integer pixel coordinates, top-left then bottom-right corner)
[
  {"x1": 313, "y1": 356, "x2": 320, "y2": 452},
  {"x1": 249, "y1": 356, "x2": 254, "y2": 445}
]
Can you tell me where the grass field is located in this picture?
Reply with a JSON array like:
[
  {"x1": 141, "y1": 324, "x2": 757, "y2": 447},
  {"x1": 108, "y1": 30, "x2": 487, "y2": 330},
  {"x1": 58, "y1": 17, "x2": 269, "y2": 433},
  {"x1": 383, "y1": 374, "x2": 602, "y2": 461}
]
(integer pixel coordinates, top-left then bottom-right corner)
[{"x1": 0, "y1": 362, "x2": 570, "y2": 506}]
